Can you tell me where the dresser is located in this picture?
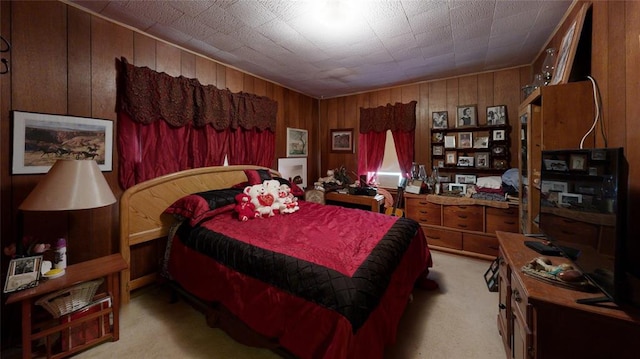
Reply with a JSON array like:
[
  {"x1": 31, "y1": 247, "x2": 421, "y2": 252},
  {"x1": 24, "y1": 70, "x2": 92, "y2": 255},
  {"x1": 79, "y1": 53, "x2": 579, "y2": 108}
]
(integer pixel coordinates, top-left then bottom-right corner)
[
  {"x1": 404, "y1": 193, "x2": 518, "y2": 258},
  {"x1": 496, "y1": 231, "x2": 640, "y2": 359}
]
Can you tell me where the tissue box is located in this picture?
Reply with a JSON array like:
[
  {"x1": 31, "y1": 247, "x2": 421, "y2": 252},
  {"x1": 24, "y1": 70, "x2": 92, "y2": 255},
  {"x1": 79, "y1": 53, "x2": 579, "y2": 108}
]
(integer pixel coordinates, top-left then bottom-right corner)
[{"x1": 60, "y1": 296, "x2": 112, "y2": 350}]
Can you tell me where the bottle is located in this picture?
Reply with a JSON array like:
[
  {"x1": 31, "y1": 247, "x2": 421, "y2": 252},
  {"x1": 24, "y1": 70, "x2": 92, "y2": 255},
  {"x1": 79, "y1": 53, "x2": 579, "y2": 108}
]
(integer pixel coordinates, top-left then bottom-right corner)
[
  {"x1": 54, "y1": 238, "x2": 67, "y2": 270},
  {"x1": 431, "y1": 166, "x2": 441, "y2": 195},
  {"x1": 411, "y1": 162, "x2": 420, "y2": 180},
  {"x1": 541, "y1": 48, "x2": 556, "y2": 85}
]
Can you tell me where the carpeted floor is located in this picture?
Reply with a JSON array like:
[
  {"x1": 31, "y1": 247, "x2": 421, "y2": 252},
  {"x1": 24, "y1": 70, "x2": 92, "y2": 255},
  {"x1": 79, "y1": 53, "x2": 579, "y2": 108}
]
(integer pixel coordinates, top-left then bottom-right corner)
[{"x1": 67, "y1": 251, "x2": 505, "y2": 358}]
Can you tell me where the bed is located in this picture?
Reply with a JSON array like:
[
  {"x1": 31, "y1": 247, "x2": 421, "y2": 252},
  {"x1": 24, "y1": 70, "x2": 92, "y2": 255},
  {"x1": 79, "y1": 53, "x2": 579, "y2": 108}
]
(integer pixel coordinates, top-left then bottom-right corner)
[{"x1": 119, "y1": 165, "x2": 433, "y2": 359}]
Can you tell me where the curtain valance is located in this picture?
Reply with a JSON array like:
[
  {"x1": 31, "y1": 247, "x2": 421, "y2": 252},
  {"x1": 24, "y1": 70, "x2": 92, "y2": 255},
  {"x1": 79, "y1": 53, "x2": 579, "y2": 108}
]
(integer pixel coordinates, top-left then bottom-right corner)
[
  {"x1": 117, "y1": 57, "x2": 277, "y2": 131},
  {"x1": 359, "y1": 101, "x2": 417, "y2": 133}
]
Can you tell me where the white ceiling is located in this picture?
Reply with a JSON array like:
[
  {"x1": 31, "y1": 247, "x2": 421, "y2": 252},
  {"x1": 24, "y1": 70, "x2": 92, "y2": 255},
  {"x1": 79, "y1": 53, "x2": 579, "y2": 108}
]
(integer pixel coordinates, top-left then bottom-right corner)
[{"x1": 68, "y1": 0, "x2": 572, "y2": 99}]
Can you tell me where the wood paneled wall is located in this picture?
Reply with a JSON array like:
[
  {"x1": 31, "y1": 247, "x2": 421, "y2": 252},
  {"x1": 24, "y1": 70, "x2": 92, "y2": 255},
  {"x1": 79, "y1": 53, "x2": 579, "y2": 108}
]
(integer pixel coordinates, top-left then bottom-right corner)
[{"x1": 318, "y1": 67, "x2": 530, "y2": 181}]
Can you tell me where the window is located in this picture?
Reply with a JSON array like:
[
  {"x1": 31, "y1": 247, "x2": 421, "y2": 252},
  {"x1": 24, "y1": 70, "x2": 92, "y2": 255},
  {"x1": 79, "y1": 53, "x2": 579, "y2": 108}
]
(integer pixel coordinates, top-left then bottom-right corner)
[{"x1": 371, "y1": 130, "x2": 402, "y2": 188}]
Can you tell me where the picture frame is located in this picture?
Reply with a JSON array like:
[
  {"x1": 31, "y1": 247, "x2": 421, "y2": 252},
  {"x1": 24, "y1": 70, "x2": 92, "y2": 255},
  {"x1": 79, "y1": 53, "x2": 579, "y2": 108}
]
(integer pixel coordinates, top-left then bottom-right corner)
[
  {"x1": 433, "y1": 145, "x2": 444, "y2": 156},
  {"x1": 458, "y1": 132, "x2": 473, "y2": 149},
  {"x1": 491, "y1": 145, "x2": 507, "y2": 156},
  {"x1": 492, "y1": 129, "x2": 506, "y2": 141},
  {"x1": 432, "y1": 111, "x2": 448, "y2": 129},
  {"x1": 286, "y1": 127, "x2": 308, "y2": 157},
  {"x1": 456, "y1": 105, "x2": 477, "y2": 128},
  {"x1": 445, "y1": 151, "x2": 457, "y2": 165},
  {"x1": 549, "y1": 4, "x2": 588, "y2": 85},
  {"x1": 432, "y1": 132, "x2": 444, "y2": 143},
  {"x1": 3, "y1": 256, "x2": 43, "y2": 293},
  {"x1": 405, "y1": 179, "x2": 423, "y2": 194},
  {"x1": 12, "y1": 111, "x2": 113, "y2": 174},
  {"x1": 486, "y1": 105, "x2": 507, "y2": 125},
  {"x1": 569, "y1": 153, "x2": 587, "y2": 171},
  {"x1": 591, "y1": 149, "x2": 607, "y2": 160},
  {"x1": 543, "y1": 159, "x2": 568, "y2": 171},
  {"x1": 278, "y1": 157, "x2": 308, "y2": 189},
  {"x1": 475, "y1": 152, "x2": 490, "y2": 169},
  {"x1": 444, "y1": 135, "x2": 456, "y2": 148},
  {"x1": 541, "y1": 180, "x2": 569, "y2": 193},
  {"x1": 455, "y1": 174, "x2": 477, "y2": 185},
  {"x1": 330, "y1": 128, "x2": 354, "y2": 153},
  {"x1": 447, "y1": 183, "x2": 467, "y2": 194},
  {"x1": 436, "y1": 160, "x2": 445, "y2": 168},
  {"x1": 457, "y1": 156, "x2": 474, "y2": 167},
  {"x1": 473, "y1": 136, "x2": 489, "y2": 149},
  {"x1": 493, "y1": 158, "x2": 508, "y2": 169},
  {"x1": 558, "y1": 192, "x2": 583, "y2": 206}
]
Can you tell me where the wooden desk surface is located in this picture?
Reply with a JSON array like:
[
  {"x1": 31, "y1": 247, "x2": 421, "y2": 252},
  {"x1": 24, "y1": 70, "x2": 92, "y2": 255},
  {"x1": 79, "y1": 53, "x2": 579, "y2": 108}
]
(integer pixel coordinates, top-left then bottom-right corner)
[{"x1": 324, "y1": 192, "x2": 385, "y2": 212}]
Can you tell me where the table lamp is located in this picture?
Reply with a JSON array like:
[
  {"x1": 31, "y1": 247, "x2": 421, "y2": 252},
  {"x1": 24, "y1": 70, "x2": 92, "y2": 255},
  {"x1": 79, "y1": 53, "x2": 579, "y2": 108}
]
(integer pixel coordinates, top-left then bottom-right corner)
[{"x1": 16, "y1": 159, "x2": 116, "y2": 258}]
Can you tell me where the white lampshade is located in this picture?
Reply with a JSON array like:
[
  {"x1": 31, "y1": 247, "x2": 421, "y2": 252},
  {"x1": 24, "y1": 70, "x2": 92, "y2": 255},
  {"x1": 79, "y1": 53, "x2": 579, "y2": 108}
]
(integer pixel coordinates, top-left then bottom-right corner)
[{"x1": 19, "y1": 159, "x2": 116, "y2": 211}]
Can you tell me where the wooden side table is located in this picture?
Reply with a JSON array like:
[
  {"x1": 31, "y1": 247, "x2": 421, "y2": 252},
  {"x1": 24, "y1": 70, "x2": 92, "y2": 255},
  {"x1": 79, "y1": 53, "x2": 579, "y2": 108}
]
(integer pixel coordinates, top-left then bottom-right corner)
[
  {"x1": 324, "y1": 192, "x2": 385, "y2": 212},
  {"x1": 5, "y1": 254, "x2": 128, "y2": 359}
]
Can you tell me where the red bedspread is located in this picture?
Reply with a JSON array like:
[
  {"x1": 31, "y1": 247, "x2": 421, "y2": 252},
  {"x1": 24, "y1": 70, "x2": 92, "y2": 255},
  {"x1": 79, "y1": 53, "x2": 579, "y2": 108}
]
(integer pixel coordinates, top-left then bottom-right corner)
[{"x1": 167, "y1": 201, "x2": 431, "y2": 359}]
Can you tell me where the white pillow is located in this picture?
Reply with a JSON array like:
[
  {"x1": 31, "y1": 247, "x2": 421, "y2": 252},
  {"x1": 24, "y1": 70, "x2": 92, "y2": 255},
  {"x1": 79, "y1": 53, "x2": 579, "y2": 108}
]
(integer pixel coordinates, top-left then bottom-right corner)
[{"x1": 476, "y1": 176, "x2": 502, "y2": 189}]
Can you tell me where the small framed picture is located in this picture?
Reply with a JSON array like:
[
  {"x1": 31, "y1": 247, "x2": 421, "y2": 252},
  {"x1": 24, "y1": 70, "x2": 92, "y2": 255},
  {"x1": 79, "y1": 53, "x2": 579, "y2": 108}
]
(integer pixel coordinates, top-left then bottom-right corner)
[
  {"x1": 473, "y1": 136, "x2": 489, "y2": 148},
  {"x1": 558, "y1": 192, "x2": 583, "y2": 206},
  {"x1": 432, "y1": 111, "x2": 448, "y2": 129},
  {"x1": 591, "y1": 149, "x2": 607, "y2": 160},
  {"x1": 445, "y1": 151, "x2": 457, "y2": 165},
  {"x1": 286, "y1": 127, "x2": 308, "y2": 157},
  {"x1": 436, "y1": 160, "x2": 445, "y2": 168},
  {"x1": 457, "y1": 156, "x2": 474, "y2": 167},
  {"x1": 543, "y1": 159, "x2": 568, "y2": 171},
  {"x1": 493, "y1": 158, "x2": 508, "y2": 169},
  {"x1": 486, "y1": 105, "x2": 507, "y2": 126},
  {"x1": 491, "y1": 145, "x2": 507, "y2": 156},
  {"x1": 448, "y1": 183, "x2": 467, "y2": 194},
  {"x1": 405, "y1": 179, "x2": 423, "y2": 194},
  {"x1": 433, "y1": 145, "x2": 444, "y2": 156},
  {"x1": 3, "y1": 256, "x2": 43, "y2": 293},
  {"x1": 541, "y1": 180, "x2": 569, "y2": 193},
  {"x1": 475, "y1": 152, "x2": 490, "y2": 169},
  {"x1": 444, "y1": 135, "x2": 456, "y2": 148},
  {"x1": 492, "y1": 129, "x2": 506, "y2": 141},
  {"x1": 456, "y1": 105, "x2": 477, "y2": 128},
  {"x1": 432, "y1": 132, "x2": 444, "y2": 143},
  {"x1": 330, "y1": 128, "x2": 354, "y2": 153},
  {"x1": 455, "y1": 174, "x2": 477, "y2": 184},
  {"x1": 458, "y1": 132, "x2": 473, "y2": 149},
  {"x1": 569, "y1": 153, "x2": 587, "y2": 171}
]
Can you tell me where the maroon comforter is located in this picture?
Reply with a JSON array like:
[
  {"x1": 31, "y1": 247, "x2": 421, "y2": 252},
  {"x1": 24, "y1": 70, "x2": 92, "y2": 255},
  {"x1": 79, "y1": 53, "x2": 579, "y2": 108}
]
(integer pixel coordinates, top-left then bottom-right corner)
[{"x1": 167, "y1": 200, "x2": 431, "y2": 359}]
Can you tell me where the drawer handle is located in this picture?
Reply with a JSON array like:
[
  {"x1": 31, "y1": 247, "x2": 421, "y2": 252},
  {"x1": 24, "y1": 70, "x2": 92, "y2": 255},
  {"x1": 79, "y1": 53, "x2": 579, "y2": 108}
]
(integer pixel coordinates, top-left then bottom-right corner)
[
  {"x1": 504, "y1": 221, "x2": 516, "y2": 225},
  {"x1": 419, "y1": 201, "x2": 428, "y2": 205},
  {"x1": 458, "y1": 224, "x2": 468, "y2": 228},
  {"x1": 499, "y1": 303, "x2": 506, "y2": 310},
  {"x1": 512, "y1": 289, "x2": 522, "y2": 303},
  {"x1": 499, "y1": 258, "x2": 505, "y2": 265},
  {"x1": 458, "y1": 215, "x2": 468, "y2": 219},
  {"x1": 428, "y1": 235, "x2": 441, "y2": 240},
  {"x1": 418, "y1": 218, "x2": 429, "y2": 222},
  {"x1": 419, "y1": 210, "x2": 427, "y2": 214}
]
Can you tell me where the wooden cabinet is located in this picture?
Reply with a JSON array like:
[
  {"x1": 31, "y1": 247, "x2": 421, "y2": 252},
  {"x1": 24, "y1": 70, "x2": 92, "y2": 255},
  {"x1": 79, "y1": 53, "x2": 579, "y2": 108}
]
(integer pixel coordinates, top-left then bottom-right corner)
[
  {"x1": 405, "y1": 194, "x2": 518, "y2": 258},
  {"x1": 496, "y1": 231, "x2": 640, "y2": 359},
  {"x1": 518, "y1": 81, "x2": 595, "y2": 233},
  {"x1": 5, "y1": 254, "x2": 127, "y2": 359}
]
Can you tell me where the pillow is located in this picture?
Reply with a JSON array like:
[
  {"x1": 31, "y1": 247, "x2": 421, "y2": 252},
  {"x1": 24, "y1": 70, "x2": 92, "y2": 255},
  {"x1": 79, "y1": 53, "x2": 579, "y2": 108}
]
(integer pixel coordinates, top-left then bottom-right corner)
[
  {"x1": 244, "y1": 169, "x2": 273, "y2": 185},
  {"x1": 165, "y1": 188, "x2": 242, "y2": 225}
]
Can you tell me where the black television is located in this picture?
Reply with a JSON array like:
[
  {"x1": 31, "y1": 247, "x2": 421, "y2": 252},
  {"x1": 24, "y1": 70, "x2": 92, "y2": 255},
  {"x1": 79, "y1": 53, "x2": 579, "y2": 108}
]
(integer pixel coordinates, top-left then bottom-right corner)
[{"x1": 538, "y1": 147, "x2": 639, "y2": 307}]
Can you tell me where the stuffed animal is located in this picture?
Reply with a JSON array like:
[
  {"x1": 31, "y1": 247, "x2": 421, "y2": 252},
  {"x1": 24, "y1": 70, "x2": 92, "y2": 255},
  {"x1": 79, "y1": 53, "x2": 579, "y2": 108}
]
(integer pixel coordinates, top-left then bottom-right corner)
[
  {"x1": 244, "y1": 184, "x2": 275, "y2": 217},
  {"x1": 234, "y1": 193, "x2": 259, "y2": 222},
  {"x1": 262, "y1": 179, "x2": 283, "y2": 213},
  {"x1": 276, "y1": 184, "x2": 300, "y2": 214}
]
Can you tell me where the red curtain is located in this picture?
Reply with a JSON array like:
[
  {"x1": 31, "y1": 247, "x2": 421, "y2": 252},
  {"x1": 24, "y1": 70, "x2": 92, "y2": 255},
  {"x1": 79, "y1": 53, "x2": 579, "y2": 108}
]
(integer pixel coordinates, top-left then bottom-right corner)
[
  {"x1": 391, "y1": 130, "x2": 415, "y2": 178},
  {"x1": 357, "y1": 131, "x2": 387, "y2": 183},
  {"x1": 116, "y1": 58, "x2": 277, "y2": 189}
]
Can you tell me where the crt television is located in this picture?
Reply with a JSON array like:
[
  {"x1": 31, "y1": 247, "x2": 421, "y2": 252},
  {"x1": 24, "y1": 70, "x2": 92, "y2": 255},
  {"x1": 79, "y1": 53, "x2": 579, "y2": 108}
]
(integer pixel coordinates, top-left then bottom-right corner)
[{"x1": 538, "y1": 147, "x2": 638, "y2": 307}]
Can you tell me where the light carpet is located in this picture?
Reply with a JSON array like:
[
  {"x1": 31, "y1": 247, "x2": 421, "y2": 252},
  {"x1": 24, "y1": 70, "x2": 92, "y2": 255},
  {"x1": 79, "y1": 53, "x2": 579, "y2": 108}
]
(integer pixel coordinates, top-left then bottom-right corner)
[{"x1": 74, "y1": 251, "x2": 504, "y2": 358}]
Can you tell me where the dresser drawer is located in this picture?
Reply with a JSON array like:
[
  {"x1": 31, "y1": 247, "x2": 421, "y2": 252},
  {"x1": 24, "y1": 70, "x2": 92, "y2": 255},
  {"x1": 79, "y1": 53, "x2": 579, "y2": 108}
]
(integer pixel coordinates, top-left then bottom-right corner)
[
  {"x1": 443, "y1": 205, "x2": 483, "y2": 231},
  {"x1": 486, "y1": 207, "x2": 519, "y2": 233},
  {"x1": 463, "y1": 232, "x2": 499, "y2": 257},
  {"x1": 405, "y1": 199, "x2": 441, "y2": 225},
  {"x1": 423, "y1": 226, "x2": 462, "y2": 250}
]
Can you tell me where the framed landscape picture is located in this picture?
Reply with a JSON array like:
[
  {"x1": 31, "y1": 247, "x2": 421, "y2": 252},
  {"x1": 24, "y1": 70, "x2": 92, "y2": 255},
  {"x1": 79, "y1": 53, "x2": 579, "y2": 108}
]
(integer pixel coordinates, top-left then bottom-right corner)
[
  {"x1": 330, "y1": 128, "x2": 354, "y2": 153},
  {"x1": 12, "y1": 111, "x2": 113, "y2": 174},
  {"x1": 286, "y1": 127, "x2": 308, "y2": 157}
]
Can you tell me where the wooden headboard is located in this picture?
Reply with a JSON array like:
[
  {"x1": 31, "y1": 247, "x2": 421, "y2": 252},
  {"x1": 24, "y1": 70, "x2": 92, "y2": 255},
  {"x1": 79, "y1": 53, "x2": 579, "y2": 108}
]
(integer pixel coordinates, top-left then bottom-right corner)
[{"x1": 119, "y1": 165, "x2": 280, "y2": 304}]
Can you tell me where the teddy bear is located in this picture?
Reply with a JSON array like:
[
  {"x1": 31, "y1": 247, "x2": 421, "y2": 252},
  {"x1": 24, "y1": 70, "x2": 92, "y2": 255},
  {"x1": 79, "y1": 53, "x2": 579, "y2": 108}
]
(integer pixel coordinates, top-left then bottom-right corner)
[
  {"x1": 244, "y1": 183, "x2": 275, "y2": 217},
  {"x1": 262, "y1": 179, "x2": 283, "y2": 213},
  {"x1": 276, "y1": 184, "x2": 300, "y2": 214},
  {"x1": 234, "y1": 193, "x2": 259, "y2": 222}
]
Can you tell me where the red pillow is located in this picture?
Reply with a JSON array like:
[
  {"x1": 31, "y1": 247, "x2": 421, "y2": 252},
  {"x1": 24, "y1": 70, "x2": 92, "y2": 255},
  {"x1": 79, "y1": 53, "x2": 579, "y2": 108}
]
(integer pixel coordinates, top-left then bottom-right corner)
[
  {"x1": 165, "y1": 188, "x2": 241, "y2": 225},
  {"x1": 244, "y1": 169, "x2": 273, "y2": 185}
]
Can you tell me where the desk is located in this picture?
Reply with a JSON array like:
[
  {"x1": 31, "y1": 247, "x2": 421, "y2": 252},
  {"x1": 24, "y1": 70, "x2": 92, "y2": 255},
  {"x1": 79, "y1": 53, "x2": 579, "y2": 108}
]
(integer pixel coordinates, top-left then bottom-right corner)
[
  {"x1": 324, "y1": 192, "x2": 385, "y2": 212},
  {"x1": 6, "y1": 254, "x2": 128, "y2": 359}
]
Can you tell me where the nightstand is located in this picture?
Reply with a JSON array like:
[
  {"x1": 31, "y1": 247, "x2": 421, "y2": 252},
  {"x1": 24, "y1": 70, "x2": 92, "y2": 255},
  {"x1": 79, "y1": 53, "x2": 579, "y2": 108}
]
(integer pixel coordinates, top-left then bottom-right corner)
[{"x1": 5, "y1": 254, "x2": 128, "y2": 359}]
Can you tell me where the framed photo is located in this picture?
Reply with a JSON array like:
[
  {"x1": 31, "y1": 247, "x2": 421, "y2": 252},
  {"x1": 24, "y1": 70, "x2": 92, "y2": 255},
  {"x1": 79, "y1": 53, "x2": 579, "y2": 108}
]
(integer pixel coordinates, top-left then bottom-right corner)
[
  {"x1": 486, "y1": 105, "x2": 507, "y2": 125},
  {"x1": 286, "y1": 127, "x2": 308, "y2": 157},
  {"x1": 475, "y1": 152, "x2": 490, "y2": 169},
  {"x1": 447, "y1": 183, "x2": 467, "y2": 194},
  {"x1": 492, "y1": 129, "x2": 506, "y2": 141},
  {"x1": 591, "y1": 149, "x2": 607, "y2": 160},
  {"x1": 330, "y1": 128, "x2": 354, "y2": 153},
  {"x1": 457, "y1": 156, "x2": 474, "y2": 167},
  {"x1": 493, "y1": 158, "x2": 508, "y2": 169},
  {"x1": 473, "y1": 136, "x2": 489, "y2": 149},
  {"x1": 12, "y1": 111, "x2": 113, "y2": 174},
  {"x1": 543, "y1": 159, "x2": 568, "y2": 171},
  {"x1": 445, "y1": 151, "x2": 457, "y2": 165},
  {"x1": 436, "y1": 160, "x2": 445, "y2": 168},
  {"x1": 456, "y1": 105, "x2": 477, "y2": 128},
  {"x1": 278, "y1": 157, "x2": 308, "y2": 189},
  {"x1": 455, "y1": 174, "x2": 477, "y2": 185},
  {"x1": 558, "y1": 192, "x2": 583, "y2": 206},
  {"x1": 405, "y1": 179, "x2": 423, "y2": 194},
  {"x1": 569, "y1": 153, "x2": 587, "y2": 171},
  {"x1": 549, "y1": 4, "x2": 588, "y2": 85},
  {"x1": 541, "y1": 180, "x2": 569, "y2": 193},
  {"x1": 432, "y1": 132, "x2": 444, "y2": 143},
  {"x1": 432, "y1": 111, "x2": 448, "y2": 129},
  {"x1": 458, "y1": 132, "x2": 473, "y2": 149},
  {"x1": 3, "y1": 256, "x2": 43, "y2": 293},
  {"x1": 433, "y1": 145, "x2": 444, "y2": 156},
  {"x1": 444, "y1": 135, "x2": 456, "y2": 148}
]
